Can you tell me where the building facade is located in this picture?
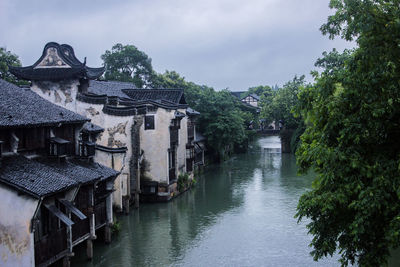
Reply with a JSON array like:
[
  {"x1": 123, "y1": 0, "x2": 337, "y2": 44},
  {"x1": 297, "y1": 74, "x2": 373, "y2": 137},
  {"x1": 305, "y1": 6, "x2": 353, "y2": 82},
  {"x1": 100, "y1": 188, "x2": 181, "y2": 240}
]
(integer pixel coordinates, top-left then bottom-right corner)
[
  {"x1": 10, "y1": 42, "x2": 204, "y2": 211},
  {"x1": 0, "y1": 79, "x2": 118, "y2": 266}
]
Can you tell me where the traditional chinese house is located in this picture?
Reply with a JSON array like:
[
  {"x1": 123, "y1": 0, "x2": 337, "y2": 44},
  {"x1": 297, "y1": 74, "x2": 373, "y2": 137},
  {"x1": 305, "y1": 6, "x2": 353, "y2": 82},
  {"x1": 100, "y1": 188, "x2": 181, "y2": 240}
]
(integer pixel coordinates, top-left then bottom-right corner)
[
  {"x1": 10, "y1": 42, "x2": 205, "y2": 208},
  {"x1": 0, "y1": 79, "x2": 118, "y2": 267}
]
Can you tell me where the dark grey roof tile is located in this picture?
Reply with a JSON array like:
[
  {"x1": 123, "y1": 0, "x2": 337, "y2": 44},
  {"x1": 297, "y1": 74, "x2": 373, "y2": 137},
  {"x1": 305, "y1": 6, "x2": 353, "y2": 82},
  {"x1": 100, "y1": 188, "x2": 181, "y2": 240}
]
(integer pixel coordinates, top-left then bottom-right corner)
[{"x1": 0, "y1": 79, "x2": 88, "y2": 128}]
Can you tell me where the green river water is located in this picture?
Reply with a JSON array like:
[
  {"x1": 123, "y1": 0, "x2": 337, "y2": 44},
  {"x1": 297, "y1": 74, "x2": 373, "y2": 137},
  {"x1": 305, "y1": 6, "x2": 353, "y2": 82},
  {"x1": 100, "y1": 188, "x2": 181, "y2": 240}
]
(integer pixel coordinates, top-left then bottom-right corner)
[{"x1": 72, "y1": 136, "x2": 400, "y2": 266}]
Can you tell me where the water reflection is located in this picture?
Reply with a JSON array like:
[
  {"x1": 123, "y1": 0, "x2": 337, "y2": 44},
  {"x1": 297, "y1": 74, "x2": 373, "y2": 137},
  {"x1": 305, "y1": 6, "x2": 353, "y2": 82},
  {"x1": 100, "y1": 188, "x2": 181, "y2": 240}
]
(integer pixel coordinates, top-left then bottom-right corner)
[{"x1": 73, "y1": 136, "x2": 341, "y2": 266}]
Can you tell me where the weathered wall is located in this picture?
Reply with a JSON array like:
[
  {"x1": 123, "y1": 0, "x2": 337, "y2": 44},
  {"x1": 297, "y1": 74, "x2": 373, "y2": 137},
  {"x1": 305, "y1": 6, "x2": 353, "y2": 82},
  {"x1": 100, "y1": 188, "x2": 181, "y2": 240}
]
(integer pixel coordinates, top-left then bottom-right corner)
[
  {"x1": 101, "y1": 113, "x2": 134, "y2": 209},
  {"x1": 140, "y1": 108, "x2": 173, "y2": 183},
  {"x1": 177, "y1": 110, "x2": 188, "y2": 176},
  {"x1": 31, "y1": 80, "x2": 80, "y2": 112},
  {"x1": 76, "y1": 101, "x2": 104, "y2": 128},
  {"x1": 0, "y1": 184, "x2": 38, "y2": 267},
  {"x1": 30, "y1": 81, "x2": 130, "y2": 210}
]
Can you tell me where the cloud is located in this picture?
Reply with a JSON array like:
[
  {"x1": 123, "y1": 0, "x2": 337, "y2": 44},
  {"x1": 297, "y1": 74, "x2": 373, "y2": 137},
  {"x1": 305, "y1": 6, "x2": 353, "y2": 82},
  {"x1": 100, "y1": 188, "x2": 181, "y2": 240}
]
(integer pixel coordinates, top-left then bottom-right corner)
[{"x1": 0, "y1": 0, "x2": 353, "y2": 90}]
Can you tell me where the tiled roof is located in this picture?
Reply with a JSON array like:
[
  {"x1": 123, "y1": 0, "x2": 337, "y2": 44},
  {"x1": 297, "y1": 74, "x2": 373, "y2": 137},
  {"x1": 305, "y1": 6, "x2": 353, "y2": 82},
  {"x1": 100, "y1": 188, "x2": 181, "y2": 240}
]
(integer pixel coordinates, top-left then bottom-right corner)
[
  {"x1": 0, "y1": 155, "x2": 119, "y2": 198},
  {"x1": 0, "y1": 79, "x2": 88, "y2": 128},
  {"x1": 36, "y1": 159, "x2": 102, "y2": 184},
  {"x1": 82, "y1": 122, "x2": 104, "y2": 133},
  {"x1": 122, "y1": 89, "x2": 186, "y2": 105},
  {"x1": 9, "y1": 42, "x2": 104, "y2": 81},
  {"x1": 0, "y1": 156, "x2": 79, "y2": 198},
  {"x1": 70, "y1": 159, "x2": 119, "y2": 181},
  {"x1": 88, "y1": 80, "x2": 136, "y2": 99}
]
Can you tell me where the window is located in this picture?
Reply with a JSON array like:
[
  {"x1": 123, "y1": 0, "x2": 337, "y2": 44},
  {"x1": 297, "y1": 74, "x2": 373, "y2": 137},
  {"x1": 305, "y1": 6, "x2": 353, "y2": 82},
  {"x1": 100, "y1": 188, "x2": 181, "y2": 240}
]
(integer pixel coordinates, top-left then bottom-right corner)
[{"x1": 145, "y1": 115, "x2": 155, "y2": 130}]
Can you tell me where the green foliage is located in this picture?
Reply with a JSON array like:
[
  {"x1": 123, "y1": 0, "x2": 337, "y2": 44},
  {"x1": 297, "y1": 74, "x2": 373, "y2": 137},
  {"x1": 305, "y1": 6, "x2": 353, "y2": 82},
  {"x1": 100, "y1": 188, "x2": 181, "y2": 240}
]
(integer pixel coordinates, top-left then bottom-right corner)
[
  {"x1": 0, "y1": 47, "x2": 27, "y2": 86},
  {"x1": 154, "y1": 70, "x2": 252, "y2": 160},
  {"x1": 111, "y1": 219, "x2": 121, "y2": 234},
  {"x1": 260, "y1": 75, "x2": 305, "y2": 129},
  {"x1": 296, "y1": 1, "x2": 400, "y2": 266},
  {"x1": 177, "y1": 173, "x2": 190, "y2": 192},
  {"x1": 101, "y1": 43, "x2": 154, "y2": 88},
  {"x1": 241, "y1": 85, "x2": 273, "y2": 99}
]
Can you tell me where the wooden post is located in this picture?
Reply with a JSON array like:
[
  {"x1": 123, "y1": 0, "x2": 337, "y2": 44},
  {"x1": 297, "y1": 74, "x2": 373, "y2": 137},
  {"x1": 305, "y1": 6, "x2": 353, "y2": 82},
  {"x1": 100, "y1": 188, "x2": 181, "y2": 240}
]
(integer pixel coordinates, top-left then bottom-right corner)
[
  {"x1": 63, "y1": 256, "x2": 71, "y2": 267},
  {"x1": 135, "y1": 168, "x2": 140, "y2": 208},
  {"x1": 89, "y1": 186, "x2": 96, "y2": 238},
  {"x1": 105, "y1": 224, "x2": 112, "y2": 244},
  {"x1": 105, "y1": 185, "x2": 113, "y2": 244},
  {"x1": 86, "y1": 239, "x2": 93, "y2": 260}
]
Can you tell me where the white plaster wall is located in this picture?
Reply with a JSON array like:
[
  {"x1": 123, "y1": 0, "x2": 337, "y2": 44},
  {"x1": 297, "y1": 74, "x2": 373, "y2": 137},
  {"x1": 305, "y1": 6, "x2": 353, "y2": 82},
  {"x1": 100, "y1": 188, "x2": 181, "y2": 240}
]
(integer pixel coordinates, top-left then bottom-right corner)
[
  {"x1": 177, "y1": 110, "x2": 188, "y2": 175},
  {"x1": 0, "y1": 184, "x2": 38, "y2": 267},
  {"x1": 140, "y1": 108, "x2": 174, "y2": 183},
  {"x1": 76, "y1": 101, "x2": 104, "y2": 128},
  {"x1": 242, "y1": 96, "x2": 258, "y2": 107},
  {"x1": 31, "y1": 80, "x2": 80, "y2": 113},
  {"x1": 102, "y1": 113, "x2": 134, "y2": 209}
]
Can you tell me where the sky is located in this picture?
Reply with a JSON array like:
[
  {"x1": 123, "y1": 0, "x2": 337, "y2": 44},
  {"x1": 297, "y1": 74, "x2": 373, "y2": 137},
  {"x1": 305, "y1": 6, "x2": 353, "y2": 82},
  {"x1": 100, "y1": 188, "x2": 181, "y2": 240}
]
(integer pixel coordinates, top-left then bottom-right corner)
[{"x1": 0, "y1": 0, "x2": 353, "y2": 91}]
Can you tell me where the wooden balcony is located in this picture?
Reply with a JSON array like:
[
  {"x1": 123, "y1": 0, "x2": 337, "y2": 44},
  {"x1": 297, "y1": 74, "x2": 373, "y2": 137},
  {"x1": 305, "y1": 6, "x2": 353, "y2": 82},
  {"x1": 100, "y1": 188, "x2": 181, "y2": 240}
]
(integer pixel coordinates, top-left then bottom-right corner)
[
  {"x1": 72, "y1": 217, "x2": 90, "y2": 244},
  {"x1": 95, "y1": 201, "x2": 107, "y2": 228},
  {"x1": 34, "y1": 227, "x2": 68, "y2": 266}
]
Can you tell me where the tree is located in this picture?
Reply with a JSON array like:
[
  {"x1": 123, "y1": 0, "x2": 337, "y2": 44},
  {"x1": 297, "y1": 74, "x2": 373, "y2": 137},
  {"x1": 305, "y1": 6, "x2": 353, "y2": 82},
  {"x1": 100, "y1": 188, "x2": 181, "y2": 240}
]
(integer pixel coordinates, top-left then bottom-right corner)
[
  {"x1": 0, "y1": 47, "x2": 26, "y2": 85},
  {"x1": 101, "y1": 43, "x2": 154, "y2": 88},
  {"x1": 241, "y1": 85, "x2": 273, "y2": 99},
  {"x1": 153, "y1": 70, "x2": 252, "y2": 160},
  {"x1": 195, "y1": 88, "x2": 247, "y2": 160},
  {"x1": 296, "y1": 1, "x2": 400, "y2": 266},
  {"x1": 152, "y1": 70, "x2": 187, "y2": 89},
  {"x1": 260, "y1": 75, "x2": 305, "y2": 129}
]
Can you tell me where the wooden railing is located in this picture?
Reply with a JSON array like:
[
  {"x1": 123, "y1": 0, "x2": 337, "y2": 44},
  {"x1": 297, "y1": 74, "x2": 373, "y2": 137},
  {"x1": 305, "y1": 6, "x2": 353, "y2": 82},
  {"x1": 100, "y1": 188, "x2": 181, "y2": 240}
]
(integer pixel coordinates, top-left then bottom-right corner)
[
  {"x1": 35, "y1": 227, "x2": 67, "y2": 266},
  {"x1": 95, "y1": 201, "x2": 107, "y2": 227},
  {"x1": 72, "y1": 217, "x2": 90, "y2": 242}
]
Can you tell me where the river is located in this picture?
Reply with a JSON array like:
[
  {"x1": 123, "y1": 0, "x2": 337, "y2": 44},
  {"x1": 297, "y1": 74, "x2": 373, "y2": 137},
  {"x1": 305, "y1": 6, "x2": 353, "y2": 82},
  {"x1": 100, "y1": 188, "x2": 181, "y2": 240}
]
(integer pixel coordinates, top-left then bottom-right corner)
[{"x1": 72, "y1": 136, "x2": 348, "y2": 266}]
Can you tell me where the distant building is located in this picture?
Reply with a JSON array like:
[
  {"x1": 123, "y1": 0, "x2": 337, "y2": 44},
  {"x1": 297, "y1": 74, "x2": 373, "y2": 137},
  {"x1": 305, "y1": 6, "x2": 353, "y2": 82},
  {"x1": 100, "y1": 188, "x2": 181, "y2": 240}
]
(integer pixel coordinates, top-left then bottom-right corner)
[
  {"x1": 0, "y1": 79, "x2": 118, "y2": 266},
  {"x1": 241, "y1": 93, "x2": 260, "y2": 107}
]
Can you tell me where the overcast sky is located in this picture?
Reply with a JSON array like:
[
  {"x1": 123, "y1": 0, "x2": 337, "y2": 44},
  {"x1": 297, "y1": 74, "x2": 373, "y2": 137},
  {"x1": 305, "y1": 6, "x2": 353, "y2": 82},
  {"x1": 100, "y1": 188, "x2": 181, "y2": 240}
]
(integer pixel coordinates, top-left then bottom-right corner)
[{"x1": 0, "y1": 0, "x2": 353, "y2": 91}]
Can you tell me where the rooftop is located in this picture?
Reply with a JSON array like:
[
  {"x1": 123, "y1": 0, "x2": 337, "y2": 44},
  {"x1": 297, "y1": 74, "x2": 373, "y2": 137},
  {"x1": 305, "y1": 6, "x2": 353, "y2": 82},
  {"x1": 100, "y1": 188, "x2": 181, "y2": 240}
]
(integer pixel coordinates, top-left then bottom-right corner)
[
  {"x1": 9, "y1": 42, "x2": 104, "y2": 81},
  {"x1": 0, "y1": 155, "x2": 118, "y2": 198},
  {"x1": 122, "y1": 89, "x2": 186, "y2": 105},
  {"x1": 88, "y1": 80, "x2": 136, "y2": 99},
  {"x1": 0, "y1": 79, "x2": 88, "y2": 128}
]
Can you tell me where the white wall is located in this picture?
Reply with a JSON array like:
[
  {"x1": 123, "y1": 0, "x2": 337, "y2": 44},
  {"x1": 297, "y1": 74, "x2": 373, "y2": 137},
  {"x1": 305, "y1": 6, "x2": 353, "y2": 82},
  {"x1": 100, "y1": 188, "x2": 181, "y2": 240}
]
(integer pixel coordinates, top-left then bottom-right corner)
[
  {"x1": 0, "y1": 185, "x2": 38, "y2": 267},
  {"x1": 140, "y1": 108, "x2": 174, "y2": 183}
]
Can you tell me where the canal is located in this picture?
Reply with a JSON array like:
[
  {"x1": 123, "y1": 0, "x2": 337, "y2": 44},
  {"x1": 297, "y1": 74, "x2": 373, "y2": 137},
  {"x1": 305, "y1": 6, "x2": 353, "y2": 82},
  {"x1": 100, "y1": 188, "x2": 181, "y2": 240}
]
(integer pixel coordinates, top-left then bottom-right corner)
[{"x1": 73, "y1": 136, "x2": 343, "y2": 266}]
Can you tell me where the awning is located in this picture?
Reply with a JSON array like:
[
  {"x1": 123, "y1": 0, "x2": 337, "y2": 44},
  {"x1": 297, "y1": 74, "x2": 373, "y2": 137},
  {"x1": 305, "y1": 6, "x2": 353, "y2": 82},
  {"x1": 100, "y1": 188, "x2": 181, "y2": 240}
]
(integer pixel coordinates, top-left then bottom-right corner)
[
  {"x1": 44, "y1": 204, "x2": 74, "y2": 226},
  {"x1": 58, "y1": 199, "x2": 87, "y2": 220}
]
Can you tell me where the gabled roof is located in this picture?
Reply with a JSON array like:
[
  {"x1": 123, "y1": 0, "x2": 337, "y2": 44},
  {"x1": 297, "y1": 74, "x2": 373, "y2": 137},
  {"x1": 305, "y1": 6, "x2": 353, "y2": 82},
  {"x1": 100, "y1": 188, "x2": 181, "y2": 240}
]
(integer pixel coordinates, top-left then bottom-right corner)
[
  {"x1": 246, "y1": 94, "x2": 260, "y2": 101},
  {"x1": 122, "y1": 89, "x2": 187, "y2": 105},
  {"x1": 0, "y1": 79, "x2": 88, "y2": 128},
  {"x1": 9, "y1": 42, "x2": 104, "y2": 81},
  {"x1": 88, "y1": 80, "x2": 136, "y2": 99},
  {"x1": 0, "y1": 155, "x2": 119, "y2": 199}
]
